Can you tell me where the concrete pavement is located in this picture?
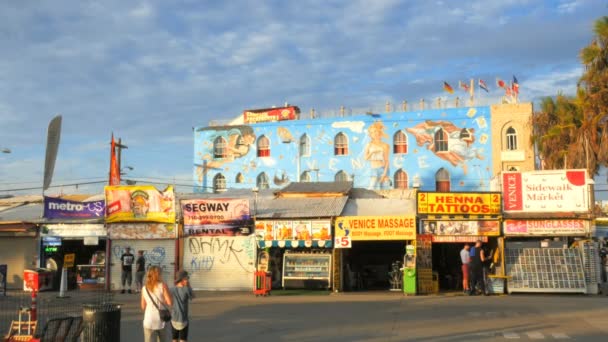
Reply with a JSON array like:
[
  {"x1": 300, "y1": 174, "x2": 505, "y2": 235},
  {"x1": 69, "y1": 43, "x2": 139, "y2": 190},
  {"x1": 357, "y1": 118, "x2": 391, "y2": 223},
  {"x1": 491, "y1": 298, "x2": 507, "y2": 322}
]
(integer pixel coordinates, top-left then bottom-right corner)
[{"x1": 116, "y1": 291, "x2": 608, "y2": 341}]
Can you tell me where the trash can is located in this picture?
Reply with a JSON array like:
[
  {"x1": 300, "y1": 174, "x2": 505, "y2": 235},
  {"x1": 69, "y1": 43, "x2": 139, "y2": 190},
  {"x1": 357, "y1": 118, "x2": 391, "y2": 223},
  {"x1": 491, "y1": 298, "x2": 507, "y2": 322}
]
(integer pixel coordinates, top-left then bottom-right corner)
[{"x1": 82, "y1": 303, "x2": 121, "y2": 342}]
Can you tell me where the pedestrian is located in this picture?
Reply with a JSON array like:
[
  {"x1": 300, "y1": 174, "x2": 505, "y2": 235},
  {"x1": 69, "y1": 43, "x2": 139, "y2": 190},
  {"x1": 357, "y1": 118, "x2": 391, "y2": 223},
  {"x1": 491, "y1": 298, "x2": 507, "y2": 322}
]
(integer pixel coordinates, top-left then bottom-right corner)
[
  {"x1": 120, "y1": 247, "x2": 135, "y2": 294},
  {"x1": 460, "y1": 244, "x2": 470, "y2": 293},
  {"x1": 141, "y1": 265, "x2": 173, "y2": 342},
  {"x1": 469, "y1": 240, "x2": 487, "y2": 295},
  {"x1": 135, "y1": 250, "x2": 146, "y2": 293},
  {"x1": 171, "y1": 270, "x2": 195, "y2": 342}
]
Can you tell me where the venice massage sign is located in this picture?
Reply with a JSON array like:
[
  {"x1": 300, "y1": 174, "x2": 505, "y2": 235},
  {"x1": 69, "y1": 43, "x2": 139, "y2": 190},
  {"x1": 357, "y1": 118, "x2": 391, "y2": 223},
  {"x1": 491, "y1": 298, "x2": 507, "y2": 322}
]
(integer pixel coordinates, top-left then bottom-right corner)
[
  {"x1": 417, "y1": 192, "x2": 501, "y2": 215},
  {"x1": 335, "y1": 215, "x2": 416, "y2": 241},
  {"x1": 502, "y1": 170, "x2": 589, "y2": 213}
]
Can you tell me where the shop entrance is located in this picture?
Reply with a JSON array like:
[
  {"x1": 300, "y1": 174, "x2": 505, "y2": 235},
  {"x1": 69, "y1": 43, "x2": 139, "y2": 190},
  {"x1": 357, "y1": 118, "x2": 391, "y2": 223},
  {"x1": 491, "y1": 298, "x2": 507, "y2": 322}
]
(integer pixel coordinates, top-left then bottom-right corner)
[
  {"x1": 42, "y1": 238, "x2": 106, "y2": 290},
  {"x1": 342, "y1": 241, "x2": 407, "y2": 291}
]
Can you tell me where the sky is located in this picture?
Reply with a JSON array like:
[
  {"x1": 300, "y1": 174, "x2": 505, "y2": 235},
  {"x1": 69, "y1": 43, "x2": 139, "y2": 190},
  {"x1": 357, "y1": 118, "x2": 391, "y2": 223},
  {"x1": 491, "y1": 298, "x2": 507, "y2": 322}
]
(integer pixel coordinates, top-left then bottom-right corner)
[{"x1": 0, "y1": 0, "x2": 607, "y2": 199}]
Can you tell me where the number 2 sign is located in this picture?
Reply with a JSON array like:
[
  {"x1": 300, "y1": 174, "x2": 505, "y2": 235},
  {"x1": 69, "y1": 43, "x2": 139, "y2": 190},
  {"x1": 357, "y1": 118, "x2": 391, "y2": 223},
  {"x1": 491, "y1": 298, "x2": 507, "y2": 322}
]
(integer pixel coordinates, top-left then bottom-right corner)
[{"x1": 334, "y1": 236, "x2": 352, "y2": 248}]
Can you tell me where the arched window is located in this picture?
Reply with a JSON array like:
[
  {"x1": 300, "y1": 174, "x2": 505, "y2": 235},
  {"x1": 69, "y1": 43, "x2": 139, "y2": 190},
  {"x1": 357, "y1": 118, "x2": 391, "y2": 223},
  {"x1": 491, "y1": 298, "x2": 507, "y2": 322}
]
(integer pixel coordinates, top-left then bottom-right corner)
[
  {"x1": 435, "y1": 168, "x2": 450, "y2": 192},
  {"x1": 257, "y1": 172, "x2": 269, "y2": 189},
  {"x1": 213, "y1": 136, "x2": 228, "y2": 159},
  {"x1": 506, "y1": 126, "x2": 518, "y2": 150},
  {"x1": 300, "y1": 171, "x2": 311, "y2": 182},
  {"x1": 257, "y1": 135, "x2": 270, "y2": 157},
  {"x1": 393, "y1": 131, "x2": 408, "y2": 154},
  {"x1": 394, "y1": 169, "x2": 408, "y2": 189},
  {"x1": 335, "y1": 170, "x2": 350, "y2": 182},
  {"x1": 300, "y1": 134, "x2": 311, "y2": 157},
  {"x1": 235, "y1": 172, "x2": 244, "y2": 184},
  {"x1": 434, "y1": 129, "x2": 448, "y2": 152},
  {"x1": 334, "y1": 132, "x2": 349, "y2": 156},
  {"x1": 213, "y1": 173, "x2": 226, "y2": 192}
]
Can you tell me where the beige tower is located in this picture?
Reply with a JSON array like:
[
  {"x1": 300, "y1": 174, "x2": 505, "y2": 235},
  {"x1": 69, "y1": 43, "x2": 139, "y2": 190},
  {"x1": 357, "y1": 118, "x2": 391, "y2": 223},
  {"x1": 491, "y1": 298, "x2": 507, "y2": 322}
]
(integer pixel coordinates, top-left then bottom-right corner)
[{"x1": 490, "y1": 103, "x2": 535, "y2": 177}]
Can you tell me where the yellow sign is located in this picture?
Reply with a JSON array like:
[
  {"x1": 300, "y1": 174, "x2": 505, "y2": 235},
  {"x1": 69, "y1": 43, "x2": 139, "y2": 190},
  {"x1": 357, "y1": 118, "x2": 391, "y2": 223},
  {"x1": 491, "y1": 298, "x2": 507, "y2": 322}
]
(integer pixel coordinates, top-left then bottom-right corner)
[
  {"x1": 417, "y1": 192, "x2": 501, "y2": 215},
  {"x1": 63, "y1": 253, "x2": 75, "y2": 268},
  {"x1": 335, "y1": 215, "x2": 416, "y2": 241},
  {"x1": 105, "y1": 185, "x2": 176, "y2": 223}
]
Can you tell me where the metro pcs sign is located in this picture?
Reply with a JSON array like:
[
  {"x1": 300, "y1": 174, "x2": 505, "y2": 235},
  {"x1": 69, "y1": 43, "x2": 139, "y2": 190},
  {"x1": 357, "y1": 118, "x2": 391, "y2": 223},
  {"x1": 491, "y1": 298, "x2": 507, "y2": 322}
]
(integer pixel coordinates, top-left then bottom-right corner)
[{"x1": 502, "y1": 170, "x2": 590, "y2": 213}]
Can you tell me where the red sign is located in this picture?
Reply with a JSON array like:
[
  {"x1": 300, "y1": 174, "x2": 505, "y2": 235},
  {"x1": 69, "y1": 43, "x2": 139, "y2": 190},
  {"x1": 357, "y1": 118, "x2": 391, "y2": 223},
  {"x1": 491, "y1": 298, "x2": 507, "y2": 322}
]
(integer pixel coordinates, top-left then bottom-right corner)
[
  {"x1": 504, "y1": 219, "x2": 589, "y2": 236},
  {"x1": 243, "y1": 106, "x2": 299, "y2": 124},
  {"x1": 502, "y1": 172, "x2": 523, "y2": 211}
]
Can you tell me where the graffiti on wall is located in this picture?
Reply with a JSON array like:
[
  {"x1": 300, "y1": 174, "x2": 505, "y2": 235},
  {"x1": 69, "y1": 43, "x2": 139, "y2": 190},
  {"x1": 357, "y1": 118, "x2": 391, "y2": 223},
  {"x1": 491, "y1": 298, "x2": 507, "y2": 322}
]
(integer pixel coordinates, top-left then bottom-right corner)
[
  {"x1": 194, "y1": 107, "x2": 492, "y2": 191},
  {"x1": 187, "y1": 236, "x2": 255, "y2": 273}
]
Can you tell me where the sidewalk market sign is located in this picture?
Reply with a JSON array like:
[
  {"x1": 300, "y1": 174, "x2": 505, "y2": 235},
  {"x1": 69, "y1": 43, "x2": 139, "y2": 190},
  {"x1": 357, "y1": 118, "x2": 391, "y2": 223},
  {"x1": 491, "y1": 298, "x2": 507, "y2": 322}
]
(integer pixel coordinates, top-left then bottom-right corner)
[
  {"x1": 44, "y1": 196, "x2": 105, "y2": 219},
  {"x1": 502, "y1": 169, "x2": 590, "y2": 213},
  {"x1": 181, "y1": 199, "x2": 250, "y2": 236},
  {"x1": 105, "y1": 185, "x2": 175, "y2": 223},
  {"x1": 504, "y1": 219, "x2": 589, "y2": 236}
]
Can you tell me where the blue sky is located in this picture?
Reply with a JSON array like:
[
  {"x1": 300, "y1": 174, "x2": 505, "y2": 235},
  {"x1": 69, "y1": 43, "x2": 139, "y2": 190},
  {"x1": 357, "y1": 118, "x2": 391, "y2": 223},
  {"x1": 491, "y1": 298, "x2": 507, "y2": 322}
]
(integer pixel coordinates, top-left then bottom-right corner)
[{"x1": 0, "y1": 0, "x2": 606, "y2": 198}]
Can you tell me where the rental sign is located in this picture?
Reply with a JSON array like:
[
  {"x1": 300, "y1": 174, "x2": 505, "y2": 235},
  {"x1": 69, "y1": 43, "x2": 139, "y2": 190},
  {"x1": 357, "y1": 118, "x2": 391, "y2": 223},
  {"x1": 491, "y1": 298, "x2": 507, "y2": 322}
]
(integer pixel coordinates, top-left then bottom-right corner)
[
  {"x1": 182, "y1": 199, "x2": 250, "y2": 236},
  {"x1": 502, "y1": 170, "x2": 589, "y2": 213}
]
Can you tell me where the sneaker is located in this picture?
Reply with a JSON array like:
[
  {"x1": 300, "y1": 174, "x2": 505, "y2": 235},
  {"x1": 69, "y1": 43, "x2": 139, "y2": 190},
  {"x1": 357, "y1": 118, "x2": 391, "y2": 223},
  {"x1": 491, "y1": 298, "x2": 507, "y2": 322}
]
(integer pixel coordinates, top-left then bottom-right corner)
[
  {"x1": 128, "y1": 289, "x2": 132, "y2": 294},
  {"x1": 121, "y1": 290, "x2": 125, "y2": 294}
]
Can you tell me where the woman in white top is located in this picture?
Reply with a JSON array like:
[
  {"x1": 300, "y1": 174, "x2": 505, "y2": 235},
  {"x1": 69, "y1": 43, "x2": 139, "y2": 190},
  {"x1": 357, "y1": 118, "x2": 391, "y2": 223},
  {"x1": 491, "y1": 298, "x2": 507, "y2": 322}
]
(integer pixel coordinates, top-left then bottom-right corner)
[{"x1": 141, "y1": 265, "x2": 173, "y2": 342}]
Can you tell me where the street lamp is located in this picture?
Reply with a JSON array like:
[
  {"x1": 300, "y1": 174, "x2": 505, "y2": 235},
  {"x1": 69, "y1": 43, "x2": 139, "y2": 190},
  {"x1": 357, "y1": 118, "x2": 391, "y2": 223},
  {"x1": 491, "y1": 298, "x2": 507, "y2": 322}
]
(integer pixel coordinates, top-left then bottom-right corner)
[{"x1": 120, "y1": 166, "x2": 134, "y2": 175}]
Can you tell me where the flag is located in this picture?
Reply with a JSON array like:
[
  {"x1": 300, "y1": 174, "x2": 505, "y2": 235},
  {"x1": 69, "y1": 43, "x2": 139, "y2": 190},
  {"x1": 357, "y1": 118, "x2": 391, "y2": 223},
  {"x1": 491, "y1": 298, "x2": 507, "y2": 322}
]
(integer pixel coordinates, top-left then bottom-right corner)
[
  {"x1": 496, "y1": 78, "x2": 506, "y2": 89},
  {"x1": 443, "y1": 81, "x2": 454, "y2": 94},
  {"x1": 512, "y1": 75, "x2": 519, "y2": 95},
  {"x1": 478, "y1": 79, "x2": 489, "y2": 92},
  {"x1": 109, "y1": 134, "x2": 120, "y2": 185},
  {"x1": 459, "y1": 81, "x2": 470, "y2": 92},
  {"x1": 505, "y1": 85, "x2": 513, "y2": 97}
]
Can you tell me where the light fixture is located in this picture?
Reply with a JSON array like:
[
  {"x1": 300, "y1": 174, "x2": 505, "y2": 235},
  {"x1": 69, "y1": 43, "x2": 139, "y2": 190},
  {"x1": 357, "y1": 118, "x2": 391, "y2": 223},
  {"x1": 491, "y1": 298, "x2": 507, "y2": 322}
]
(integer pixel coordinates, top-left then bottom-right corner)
[{"x1": 1, "y1": 148, "x2": 11, "y2": 154}]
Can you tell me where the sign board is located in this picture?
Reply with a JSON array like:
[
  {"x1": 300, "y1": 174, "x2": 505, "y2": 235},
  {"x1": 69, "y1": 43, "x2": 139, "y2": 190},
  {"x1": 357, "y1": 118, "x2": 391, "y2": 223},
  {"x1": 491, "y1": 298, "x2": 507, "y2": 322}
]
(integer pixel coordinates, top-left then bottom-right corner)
[
  {"x1": 105, "y1": 185, "x2": 175, "y2": 223},
  {"x1": 504, "y1": 219, "x2": 589, "y2": 236},
  {"x1": 255, "y1": 220, "x2": 331, "y2": 242},
  {"x1": 243, "y1": 106, "x2": 299, "y2": 124},
  {"x1": 44, "y1": 196, "x2": 105, "y2": 219},
  {"x1": 42, "y1": 236, "x2": 62, "y2": 246},
  {"x1": 334, "y1": 236, "x2": 352, "y2": 248},
  {"x1": 420, "y1": 220, "x2": 500, "y2": 236},
  {"x1": 84, "y1": 236, "x2": 99, "y2": 246},
  {"x1": 502, "y1": 170, "x2": 590, "y2": 213},
  {"x1": 432, "y1": 236, "x2": 489, "y2": 243},
  {"x1": 63, "y1": 253, "x2": 76, "y2": 268},
  {"x1": 182, "y1": 199, "x2": 250, "y2": 236},
  {"x1": 417, "y1": 192, "x2": 501, "y2": 215},
  {"x1": 334, "y1": 215, "x2": 416, "y2": 241},
  {"x1": 108, "y1": 223, "x2": 176, "y2": 239}
]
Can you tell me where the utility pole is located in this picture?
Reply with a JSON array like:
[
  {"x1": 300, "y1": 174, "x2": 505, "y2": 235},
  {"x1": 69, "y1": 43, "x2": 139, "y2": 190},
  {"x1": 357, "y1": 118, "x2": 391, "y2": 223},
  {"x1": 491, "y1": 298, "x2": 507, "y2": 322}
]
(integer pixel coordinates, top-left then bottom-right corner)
[{"x1": 116, "y1": 138, "x2": 128, "y2": 171}]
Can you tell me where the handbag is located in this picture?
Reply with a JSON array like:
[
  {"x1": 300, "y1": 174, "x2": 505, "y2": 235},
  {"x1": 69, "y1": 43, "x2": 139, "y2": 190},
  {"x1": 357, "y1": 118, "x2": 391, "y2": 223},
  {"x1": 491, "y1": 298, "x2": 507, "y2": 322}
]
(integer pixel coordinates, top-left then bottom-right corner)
[{"x1": 145, "y1": 287, "x2": 172, "y2": 322}]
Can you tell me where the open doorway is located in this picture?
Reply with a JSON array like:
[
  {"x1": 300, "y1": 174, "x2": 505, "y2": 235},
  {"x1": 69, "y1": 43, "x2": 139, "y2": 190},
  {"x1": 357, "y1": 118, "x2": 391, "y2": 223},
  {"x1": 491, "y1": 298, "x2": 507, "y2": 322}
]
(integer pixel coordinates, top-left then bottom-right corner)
[{"x1": 342, "y1": 241, "x2": 406, "y2": 291}]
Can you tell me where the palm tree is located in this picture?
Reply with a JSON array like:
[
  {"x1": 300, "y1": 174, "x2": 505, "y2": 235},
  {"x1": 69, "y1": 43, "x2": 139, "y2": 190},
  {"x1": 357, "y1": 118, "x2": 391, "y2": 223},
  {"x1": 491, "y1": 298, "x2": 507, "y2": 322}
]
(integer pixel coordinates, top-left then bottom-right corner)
[{"x1": 578, "y1": 16, "x2": 608, "y2": 175}]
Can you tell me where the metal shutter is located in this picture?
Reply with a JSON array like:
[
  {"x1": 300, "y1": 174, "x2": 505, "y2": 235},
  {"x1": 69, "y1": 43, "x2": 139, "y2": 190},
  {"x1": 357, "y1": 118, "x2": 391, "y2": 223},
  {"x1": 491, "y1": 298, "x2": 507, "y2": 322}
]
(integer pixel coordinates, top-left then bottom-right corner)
[
  {"x1": 109, "y1": 239, "x2": 176, "y2": 291},
  {"x1": 0, "y1": 238, "x2": 37, "y2": 289},
  {"x1": 183, "y1": 235, "x2": 257, "y2": 291}
]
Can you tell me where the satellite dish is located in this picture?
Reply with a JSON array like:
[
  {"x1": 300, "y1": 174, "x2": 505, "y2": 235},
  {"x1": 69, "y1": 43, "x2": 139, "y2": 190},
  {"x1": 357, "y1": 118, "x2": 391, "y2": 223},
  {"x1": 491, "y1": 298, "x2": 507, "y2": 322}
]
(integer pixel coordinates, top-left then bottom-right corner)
[{"x1": 43, "y1": 115, "x2": 62, "y2": 191}]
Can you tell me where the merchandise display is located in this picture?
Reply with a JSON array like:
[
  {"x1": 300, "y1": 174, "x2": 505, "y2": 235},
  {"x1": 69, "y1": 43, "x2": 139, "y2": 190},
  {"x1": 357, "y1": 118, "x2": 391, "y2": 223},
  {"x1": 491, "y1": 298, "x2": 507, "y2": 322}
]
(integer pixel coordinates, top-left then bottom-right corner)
[{"x1": 282, "y1": 252, "x2": 331, "y2": 289}]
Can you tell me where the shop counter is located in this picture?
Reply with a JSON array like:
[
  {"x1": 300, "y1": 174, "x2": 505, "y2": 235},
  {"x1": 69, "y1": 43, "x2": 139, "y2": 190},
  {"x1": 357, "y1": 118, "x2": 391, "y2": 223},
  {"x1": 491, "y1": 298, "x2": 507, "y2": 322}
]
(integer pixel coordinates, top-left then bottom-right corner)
[{"x1": 76, "y1": 264, "x2": 106, "y2": 290}]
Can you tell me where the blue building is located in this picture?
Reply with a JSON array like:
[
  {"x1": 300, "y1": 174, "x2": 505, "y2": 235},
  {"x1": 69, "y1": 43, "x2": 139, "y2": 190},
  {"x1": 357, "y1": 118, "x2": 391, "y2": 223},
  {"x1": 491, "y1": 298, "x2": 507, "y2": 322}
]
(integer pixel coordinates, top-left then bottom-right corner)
[{"x1": 193, "y1": 103, "x2": 534, "y2": 193}]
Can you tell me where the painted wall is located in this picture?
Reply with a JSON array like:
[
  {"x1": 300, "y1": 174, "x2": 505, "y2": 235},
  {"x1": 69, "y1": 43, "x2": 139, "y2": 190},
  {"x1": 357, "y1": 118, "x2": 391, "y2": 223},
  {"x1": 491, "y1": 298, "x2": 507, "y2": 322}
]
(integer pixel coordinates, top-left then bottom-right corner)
[{"x1": 194, "y1": 106, "x2": 494, "y2": 192}]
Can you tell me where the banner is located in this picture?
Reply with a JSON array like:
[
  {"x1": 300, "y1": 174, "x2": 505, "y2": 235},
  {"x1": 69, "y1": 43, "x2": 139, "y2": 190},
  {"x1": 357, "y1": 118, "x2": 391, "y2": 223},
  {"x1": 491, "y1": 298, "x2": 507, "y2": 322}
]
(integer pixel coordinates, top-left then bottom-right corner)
[
  {"x1": 502, "y1": 170, "x2": 589, "y2": 213},
  {"x1": 108, "y1": 223, "x2": 177, "y2": 239},
  {"x1": 432, "y1": 236, "x2": 488, "y2": 243},
  {"x1": 243, "y1": 106, "x2": 298, "y2": 124},
  {"x1": 44, "y1": 196, "x2": 105, "y2": 219},
  {"x1": 255, "y1": 220, "x2": 331, "y2": 242},
  {"x1": 334, "y1": 216, "x2": 416, "y2": 241},
  {"x1": 417, "y1": 192, "x2": 501, "y2": 215},
  {"x1": 504, "y1": 219, "x2": 589, "y2": 236},
  {"x1": 182, "y1": 199, "x2": 250, "y2": 236},
  {"x1": 105, "y1": 185, "x2": 175, "y2": 223},
  {"x1": 420, "y1": 220, "x2": 499, "y2": 236}
]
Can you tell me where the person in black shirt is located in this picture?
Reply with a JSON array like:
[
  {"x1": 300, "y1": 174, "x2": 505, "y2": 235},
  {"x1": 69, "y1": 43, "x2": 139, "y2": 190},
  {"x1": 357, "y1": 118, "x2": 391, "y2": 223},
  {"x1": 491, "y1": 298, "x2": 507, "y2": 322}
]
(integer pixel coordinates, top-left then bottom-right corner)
[
  {"x1": 469, "y1": 240, "x2": 487, "y2": 295},
  {"x1": 120, "y1": 247, "x2": 135, "y2": 294},
  {"x1": 135, "y1": 250, "x2": 146, "y2": 293}
]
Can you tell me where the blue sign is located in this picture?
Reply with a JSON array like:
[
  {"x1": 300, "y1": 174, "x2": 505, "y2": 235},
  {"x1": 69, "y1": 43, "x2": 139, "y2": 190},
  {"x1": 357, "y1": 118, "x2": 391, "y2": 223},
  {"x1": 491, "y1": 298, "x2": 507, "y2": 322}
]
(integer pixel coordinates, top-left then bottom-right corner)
[{"x1": 44, "y1": 196, "x2": 105, "y2": 219}]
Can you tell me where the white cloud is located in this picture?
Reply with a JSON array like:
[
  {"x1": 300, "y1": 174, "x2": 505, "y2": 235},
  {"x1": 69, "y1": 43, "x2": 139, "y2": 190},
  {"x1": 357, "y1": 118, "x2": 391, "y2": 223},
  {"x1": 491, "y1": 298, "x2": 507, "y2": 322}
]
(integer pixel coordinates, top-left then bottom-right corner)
[{"x1": 558, "y1": 0, "x2": 584, "y2": 14}]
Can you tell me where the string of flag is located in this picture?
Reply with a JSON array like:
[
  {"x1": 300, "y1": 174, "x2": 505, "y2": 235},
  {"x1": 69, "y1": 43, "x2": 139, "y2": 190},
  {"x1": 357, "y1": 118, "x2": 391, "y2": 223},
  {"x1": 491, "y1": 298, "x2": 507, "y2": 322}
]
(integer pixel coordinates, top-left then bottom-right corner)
[{"x1": 443, "y1": 76, "x2": 520, "y2": 102}]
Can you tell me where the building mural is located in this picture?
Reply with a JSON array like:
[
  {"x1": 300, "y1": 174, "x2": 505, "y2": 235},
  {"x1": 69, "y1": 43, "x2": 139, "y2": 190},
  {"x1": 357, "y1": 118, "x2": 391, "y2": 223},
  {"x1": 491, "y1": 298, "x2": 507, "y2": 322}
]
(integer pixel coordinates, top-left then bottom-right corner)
[{"x1": 194, "y1": 106, "x2": 493, "y2": 192}]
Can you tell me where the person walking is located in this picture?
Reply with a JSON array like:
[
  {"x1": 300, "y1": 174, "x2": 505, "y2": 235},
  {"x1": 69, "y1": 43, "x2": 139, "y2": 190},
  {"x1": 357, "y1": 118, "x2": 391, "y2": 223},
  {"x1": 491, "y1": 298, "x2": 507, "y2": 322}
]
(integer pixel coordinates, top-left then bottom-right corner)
[
  {"x1": 120, "y1": 247, "x2": 135, "y2": 294},
  {"x1": 469, "y1": 240, "x2": 487, "y2": 295},
  {"x1": 171, "y1": 270, "x2": 195, "y2": 342},
  {"x1": 141, "y1": 265, "x2": 173, "y2": 342},
  {"x1": 460, "y1": 244, "x2": 470, "y2": 293},
  {"x1": 135, "y1": 250, "x2": 146, "y2": 293}
]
